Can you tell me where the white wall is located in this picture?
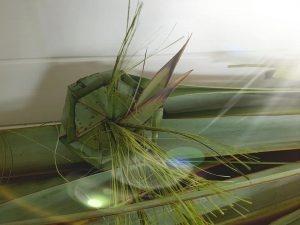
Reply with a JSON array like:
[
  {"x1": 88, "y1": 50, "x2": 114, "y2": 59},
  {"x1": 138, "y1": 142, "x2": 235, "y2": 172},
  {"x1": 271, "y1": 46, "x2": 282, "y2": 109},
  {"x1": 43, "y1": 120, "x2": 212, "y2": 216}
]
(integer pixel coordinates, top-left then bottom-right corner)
[
  {"x1": 1, "y1": 0, "x2": 300, "y2": 126},
  {"x1": 2, "y1": 0, "x2": 300, "y2": 59}
]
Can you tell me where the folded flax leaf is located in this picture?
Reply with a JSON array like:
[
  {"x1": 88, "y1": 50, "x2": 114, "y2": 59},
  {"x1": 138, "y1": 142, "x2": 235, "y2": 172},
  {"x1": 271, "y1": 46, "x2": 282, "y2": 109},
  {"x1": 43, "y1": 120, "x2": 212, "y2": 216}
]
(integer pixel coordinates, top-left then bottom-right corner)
[
  {"x1": 1, "y1": 114, "x2": 300, "y2": 177},
  {"x1": 165, "y1": 88, "x2": 300, "y2": 118},
  {"x1": 210, "y1": 163, "x2": 300, "y2": 225},
  {"x1": 0, "y1": 163, "x2": 298, "y2": 225},
  {"x1": 1, "y1": 66, "x2": 299, "y2": 225},
  {"x1": 120, "y1": 70, "x2": 192, "y2": 125},
  {"x1": 56, "y1": 5, "x2": 238, "y2": 224},
  {"x1": 134, "y1": 36, "x2": 190, "y2": 107},
  {"x1": 1, "y1": 72, "x2": 300, "y2": 225},
  {"x1": 269, "y1": 209, "x2": 300, "y2": 225},
  {"x1": 1, "y1": 2, "x2": 300, "y2": 225}
]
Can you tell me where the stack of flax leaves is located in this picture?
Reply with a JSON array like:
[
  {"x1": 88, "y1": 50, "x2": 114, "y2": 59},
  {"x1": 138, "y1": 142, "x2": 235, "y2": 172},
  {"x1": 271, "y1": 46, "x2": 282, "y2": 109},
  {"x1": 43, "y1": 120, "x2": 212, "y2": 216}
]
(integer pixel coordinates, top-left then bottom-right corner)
[{"x1": 0, "y1": 2, "x2": 299, "y2": 225}]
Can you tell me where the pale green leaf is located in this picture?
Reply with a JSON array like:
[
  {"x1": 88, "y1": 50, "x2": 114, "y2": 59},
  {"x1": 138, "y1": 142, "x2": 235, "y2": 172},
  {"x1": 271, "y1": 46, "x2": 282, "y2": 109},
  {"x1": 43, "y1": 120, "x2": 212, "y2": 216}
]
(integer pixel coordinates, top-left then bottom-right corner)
[
  {"x1": 135, "y1": 37, "x2": 190, "y2": 107},
  {"x1": 120, "y1": 70, "x2": 192, "y2": 125}
]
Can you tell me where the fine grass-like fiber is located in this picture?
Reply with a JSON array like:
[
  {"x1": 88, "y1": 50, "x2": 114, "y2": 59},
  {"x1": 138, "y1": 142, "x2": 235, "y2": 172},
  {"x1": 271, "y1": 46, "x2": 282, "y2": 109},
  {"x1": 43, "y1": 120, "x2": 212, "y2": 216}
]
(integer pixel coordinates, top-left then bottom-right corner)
[
  {"x1": 0, "y1": 2, "x2": 299, "y2": 221},
  {"x1": 99, "y1": 121, "x2": 251, "y2": 225},
  {"x1": 64, "y1": 2, "x2": 254, "y2": 224},
  {"x1": 6, "y1": 1, "x2": 300, "y2": 225}
]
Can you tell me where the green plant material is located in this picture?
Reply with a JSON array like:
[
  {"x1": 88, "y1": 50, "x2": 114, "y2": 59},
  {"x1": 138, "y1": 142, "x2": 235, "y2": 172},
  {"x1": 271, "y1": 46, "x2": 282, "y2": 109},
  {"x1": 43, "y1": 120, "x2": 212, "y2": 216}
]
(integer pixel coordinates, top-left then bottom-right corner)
[
  {"x1": 134, "y1": 37, "x2": 190, "y2": 107},
  {"x1": 211, "y1": 163, "x2": 300, "y2": 225},
  {"x1": 56, "y1": 2, "x2": 239, "y2": 223},
  {"x1": 0, "y1": 126, "x2": 82, "y2": 176},
  {"x1": 103, "y1": 121, "x2": 226, "y2": 225},
  {"x1": 61, "y1": 70, "x2": 112, "y2": 142},
  {"x1": 158, "y1": 115, "x2": 300, "y2": 156},
  {"x1": 55, "y1": 2, "x2": 257, "y2": 223},
  {"x1": 121, "y1": 123, "x2": 253, "y2": 176},
  {"x1": 269, "y1": 209, "x2": 300, "y2": 225},
  {"x1": 0, "y1": 163, "x2": 298, "y2": 225},
  {"x1": 109, "y1": 2, "x2": 142, "y2": 92},
  {"x1": 0, "y1": 174, "x2": 83, "y2": 205},
  {"x1": 165, "y1": 89, "x2": 300, "y2": 118},
  {"x1": 1, "y1": 115, "x2": 299, "y2": 177},
  {"x1": 1, "y1": 1, "x2": 299, "y2": 225},
  {"x1": 120, "y1": 70, "x2": 192, "y2": 125}
]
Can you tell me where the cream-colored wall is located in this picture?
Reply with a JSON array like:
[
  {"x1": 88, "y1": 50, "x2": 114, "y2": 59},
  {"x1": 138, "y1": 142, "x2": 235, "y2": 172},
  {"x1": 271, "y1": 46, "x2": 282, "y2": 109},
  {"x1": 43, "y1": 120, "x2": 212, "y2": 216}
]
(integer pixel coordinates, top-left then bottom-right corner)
[{"x1": 0, "y1": 0, "x2": 299, "y2": 125}]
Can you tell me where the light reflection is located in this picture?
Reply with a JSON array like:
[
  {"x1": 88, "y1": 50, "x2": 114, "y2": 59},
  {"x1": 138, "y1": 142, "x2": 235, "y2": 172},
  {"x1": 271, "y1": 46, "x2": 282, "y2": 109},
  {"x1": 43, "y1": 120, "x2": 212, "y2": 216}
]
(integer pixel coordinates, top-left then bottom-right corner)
[
  {"x1": 87, "y1": 197, "x2": 106, "y2": 208},
  {"x1": 72, "y1": 185, "x2": 112, "y2": 209},
  {"x1": 67, "y1": 172, "x2": 113, "y2": 209},
  {"x1": 167, "y1": 146, "x2": 204, "y2": 169}
]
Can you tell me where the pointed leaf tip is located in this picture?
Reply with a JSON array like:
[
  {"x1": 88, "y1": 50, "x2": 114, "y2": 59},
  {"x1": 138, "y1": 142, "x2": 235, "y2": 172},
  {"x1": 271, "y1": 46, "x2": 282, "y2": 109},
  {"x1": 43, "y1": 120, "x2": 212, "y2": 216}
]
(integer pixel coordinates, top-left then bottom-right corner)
[
  {"x1": 157, "y1": 69, "x2": 192, "y2": 99},
  {"x1": 135, "y1": 37, "x2": 191, "y2": 107},
  {"x1": 120, "y1": 70, "x2": 192, "y2": 125}
]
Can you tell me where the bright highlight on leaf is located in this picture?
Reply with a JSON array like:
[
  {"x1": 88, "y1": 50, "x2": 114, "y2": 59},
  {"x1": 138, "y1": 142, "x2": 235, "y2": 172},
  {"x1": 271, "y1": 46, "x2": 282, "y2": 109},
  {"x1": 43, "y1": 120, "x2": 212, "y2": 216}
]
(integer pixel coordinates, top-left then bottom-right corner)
[
  {"x1": 0, "y1": 1, "x2": 299, "y2": 225},
  {"x1": 56, "y1": 2, "x2": 257, "y2": 224},
  {"x1": 87, "y1": 198, "x2": 104, "y2": 208}
]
